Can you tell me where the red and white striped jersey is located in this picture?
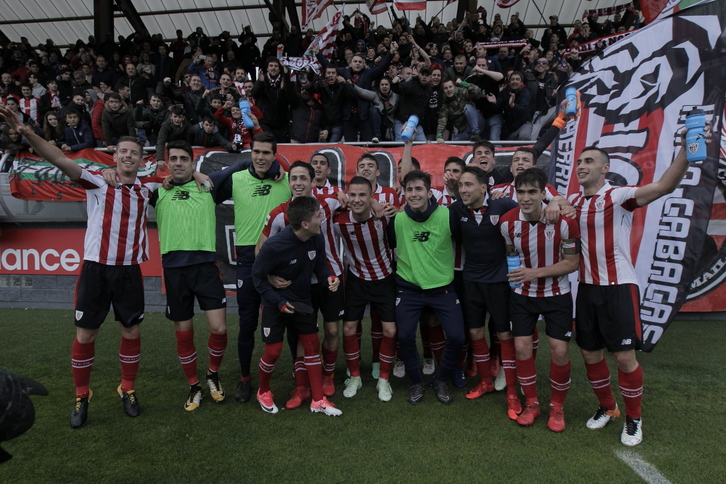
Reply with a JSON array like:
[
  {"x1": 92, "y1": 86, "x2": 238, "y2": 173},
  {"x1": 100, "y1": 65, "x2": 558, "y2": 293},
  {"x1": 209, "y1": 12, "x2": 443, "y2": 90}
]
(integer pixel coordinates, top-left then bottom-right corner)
[
  {"x1": 568, "y1": 182, "x2": 640, "y2": 285},
  {"x1": 75, "y1": 169, "x2": 162, "y2": 265},
  {"x1": 313, "y1": 180, "x2": 341, "y2": 196},
  {"x1": 19, "y1": 97, "x2": 39, "y2": 121},
  {"x1": 500, "y1": 205, "x2": 580, "y2": 297},
  {"x1": 373, "y1": 184, "x2": 401, "y2": 208},
  {"x1": 261, "y1": 194, "x2": 344, "y2": 276},
  {"x1": 333, "y1": 211, "x2": 393, "y2": 281},
  {"x1": 431, "y1": 186, "x2": 456, "y2": 207},
  {"x1": 491, "y1": 182, "x2": 559, "y2": 203}
]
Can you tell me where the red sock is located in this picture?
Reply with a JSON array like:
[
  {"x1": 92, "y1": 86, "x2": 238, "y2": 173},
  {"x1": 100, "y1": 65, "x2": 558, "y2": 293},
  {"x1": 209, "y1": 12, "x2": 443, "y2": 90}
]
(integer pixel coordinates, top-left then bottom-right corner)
[
  {"x1": 119, "y1": 336, "x2": 140, "y2": 392},
  {"x1": 343, "y1": 334, "x2": 361, "y2": 377},
  {"x1": 72, "y1": 339, "x2": 95, "y2": 397},
  {"x1": 619, "y1": 365, "x2": 643, "y2": 419},
  {"x1": 429, "y1": 324, "x2": 445, "y2": 365},
  {"x1": 293, "y1": 356, "x2": 309, "y2": 387},
  {"x1": 586, "y1": 358, "x2": 616, "y2": 409},
  {"x1": 322, "y1": 346, "x2": 337, "y2": 377},
  {"x1": 258, "y1": 342, "x2": 283, "y2": 393},
  {"x1": 470, "y1": 337, "x2": 493, "y2": 384},
  {"x1": 207, "y1": 331, "x2": 227, "y2": 373},
  {"x1": 532, "y1": 326, "x2": 539, "y2": 360},
  {"x1": 299, "y1": 334, "x2": 323, "y2": 401},
  {"x1": 176, "y1": 330, "x2": 198, "y2": 385},
  {"x1": 378, "y1": 335, "x2": 395, "y2": 380},
  {"x1": 370, "y1": 311, "x2": 382, "y2": 363},
  {"x1": 550, "y1": 360, "x2": 571, "y2": 408},
  {"x1": 355, "y1": 320, "x2": 363, "y2": 351},
  {"x1": 516, "y1": 356, "x2": 538, "y2": 403},
  {"x1": 499, "y1": 338, "x2": 518, "y2": 398},
  {"x1": 420, "y1": 322, "x2": 432, "y2": 358}
]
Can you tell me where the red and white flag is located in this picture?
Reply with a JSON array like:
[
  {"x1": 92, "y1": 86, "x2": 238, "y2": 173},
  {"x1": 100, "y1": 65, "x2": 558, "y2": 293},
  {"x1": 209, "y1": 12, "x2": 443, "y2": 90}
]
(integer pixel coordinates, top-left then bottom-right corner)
[
  {"x1": 495, "y1": 0, "x2": 522, "y2": 8},
  {"x1": 367, "y1": 0, "x2": 387, "y2": 15},
  {"x1": 394, "y1": 0, "x2": 426, "y2": 11},
  {"x1": 302, "y1": 0, "x2": 334, "y2": 29}
]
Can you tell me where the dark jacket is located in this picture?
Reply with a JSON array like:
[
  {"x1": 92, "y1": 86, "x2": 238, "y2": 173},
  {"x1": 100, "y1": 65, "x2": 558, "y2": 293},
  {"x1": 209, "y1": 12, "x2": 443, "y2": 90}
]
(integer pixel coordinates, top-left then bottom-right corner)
[
  {"x1": 187, "y1": 122, "x2": 232, "y2": 150},
  {"x1": 101, "y1": 103, "x2": 135, "y2": 143},
  {"x1": 63, "y1": 121, "x2": 94, "y2": 151},
  {"x1": 316, "y1": 51, "x2": 392, "y2": 121},
  {"x1": 393, "y1": 78, "x2": 433, "y2": 123},
  {"x1": 494, "y1": 85, "x2": 532, "y2": 136},
  {"x1": 156, "y1": 119, "x2": 192, "y2": 159},
  {"x1": 251, "y1": 73, "x2": 290, "y2": 129}
]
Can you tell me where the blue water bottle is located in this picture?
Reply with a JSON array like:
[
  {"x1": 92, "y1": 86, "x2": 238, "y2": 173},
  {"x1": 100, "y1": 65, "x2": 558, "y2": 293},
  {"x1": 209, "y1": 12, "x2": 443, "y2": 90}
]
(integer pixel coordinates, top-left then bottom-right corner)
[
  {"x1": 565, "y1": 87, "x2": 577, "y2": 117},
  {"x1": 400, "y1": 115, "x2": 419, "y2": 142},
  {"x1": 685, "y1": 108, "x2": 707, "y2": 162},
  {"x1": 238, "y1": 99, "x2": 255, "y2": 129},
  {"x1": 507, "y1": 249, "x2": 521, "y2": 289}
]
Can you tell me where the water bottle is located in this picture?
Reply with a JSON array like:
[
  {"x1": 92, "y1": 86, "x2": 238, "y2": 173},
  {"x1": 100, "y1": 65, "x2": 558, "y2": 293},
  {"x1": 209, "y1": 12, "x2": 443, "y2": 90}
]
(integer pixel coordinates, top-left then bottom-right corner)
[
  {"x1": 685, "y1": 108, "x2": 707, "y2": 162},
  {"x1": 507, "y1": 249, "x2": 521, "y2": 289},
  {"x1": 400, "y1": 115, "x2": 419, "y2": 142},
  {"x1": 565, "y1": 87, "x2": 577, "y2": 117},
  {"x1": 238, "y1": 99, "x2": 255, "y2": 129}
]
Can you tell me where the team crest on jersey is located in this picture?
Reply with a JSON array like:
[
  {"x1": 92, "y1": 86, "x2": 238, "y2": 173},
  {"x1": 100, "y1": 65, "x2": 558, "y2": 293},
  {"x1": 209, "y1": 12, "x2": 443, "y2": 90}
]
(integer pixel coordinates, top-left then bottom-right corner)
[
  {"x1": 75, "y1": 310, "x2": 83, "y2": 321},
  {"x1": 544, "y1": 228, "x2": 555, "y2": 241},
  {"x1": 374, "y1": 220, "x2": 382, "y2": 230},
  {"x1": 264, "y1": 327, "x2": 271, "y2": 337},
  {"x1": 140, "y1": 187, "x2": 149, "y2": 198},
  {"x1": 237, "y1": 279, "x2": 244, "y2": 288},
  {"x1": 308, "y1": 250, "x2": 316, "y2": 260},
  {"x1": 595, "y1": 198, "x2": 606, "y2": 211},
  {"x1": 489, "y1": 215, "x2": 499, "y2": 225}
]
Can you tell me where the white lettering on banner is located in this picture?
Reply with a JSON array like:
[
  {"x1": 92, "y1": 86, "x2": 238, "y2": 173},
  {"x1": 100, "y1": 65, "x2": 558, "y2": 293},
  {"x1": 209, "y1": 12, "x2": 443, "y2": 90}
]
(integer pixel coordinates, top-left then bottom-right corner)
[
  {"x1": 0, "y1": 248, "x2": 81, "y2": 272},
  {"x1": 641, "y1": 184, "x2": 697, "y2": 328}
]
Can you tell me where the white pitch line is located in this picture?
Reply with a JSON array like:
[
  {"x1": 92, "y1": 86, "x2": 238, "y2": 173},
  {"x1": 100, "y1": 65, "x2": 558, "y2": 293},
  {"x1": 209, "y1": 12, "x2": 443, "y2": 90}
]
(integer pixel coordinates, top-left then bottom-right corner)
[{"x1": 615, "y1": 449, "x2": 673, "y2": 484}]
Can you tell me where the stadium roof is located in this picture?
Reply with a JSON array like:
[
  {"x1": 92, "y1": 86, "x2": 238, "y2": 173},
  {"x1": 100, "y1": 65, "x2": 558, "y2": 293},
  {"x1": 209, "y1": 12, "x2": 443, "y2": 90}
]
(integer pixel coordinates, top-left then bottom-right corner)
[{"x1": 0, "y1": 1, "x2": 637, "y2": 47}]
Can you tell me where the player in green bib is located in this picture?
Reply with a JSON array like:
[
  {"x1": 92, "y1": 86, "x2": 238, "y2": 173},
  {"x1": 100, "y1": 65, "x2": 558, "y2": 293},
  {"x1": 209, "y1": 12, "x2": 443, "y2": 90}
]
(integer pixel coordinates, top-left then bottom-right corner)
[
  {"x1": 388, "y1": 170, "x2": 465, "y2": 406},
  {"x1": 215, "y1": 132, "x2": 291, "y2": 403},
  {"x1": 151, "y1": 140, "x2": 230, "y2": 412}
]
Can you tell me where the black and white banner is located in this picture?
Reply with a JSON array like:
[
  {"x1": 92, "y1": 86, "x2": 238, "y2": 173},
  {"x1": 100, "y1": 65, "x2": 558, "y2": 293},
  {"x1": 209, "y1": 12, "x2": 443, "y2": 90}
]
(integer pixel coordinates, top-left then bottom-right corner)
[{"x1": 550, "y1": 0, "x2": 726, "y2": 352}]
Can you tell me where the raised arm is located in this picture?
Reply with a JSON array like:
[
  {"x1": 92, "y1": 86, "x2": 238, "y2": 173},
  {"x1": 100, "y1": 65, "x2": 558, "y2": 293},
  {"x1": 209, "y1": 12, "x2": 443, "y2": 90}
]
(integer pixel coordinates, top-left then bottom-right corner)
[
  {"x1": 635, "y1": 122, "x2": 711, "y2": 206},
  {"x1": 0, "y1": 106, "x2": 82, "y2": 179}
]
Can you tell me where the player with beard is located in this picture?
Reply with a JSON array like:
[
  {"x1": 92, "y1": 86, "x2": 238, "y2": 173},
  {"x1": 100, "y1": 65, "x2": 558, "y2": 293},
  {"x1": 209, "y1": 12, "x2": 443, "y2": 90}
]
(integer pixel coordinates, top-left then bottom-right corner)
[{"x1": 568, "y1": 123, "x2": 711, "y2": 446}]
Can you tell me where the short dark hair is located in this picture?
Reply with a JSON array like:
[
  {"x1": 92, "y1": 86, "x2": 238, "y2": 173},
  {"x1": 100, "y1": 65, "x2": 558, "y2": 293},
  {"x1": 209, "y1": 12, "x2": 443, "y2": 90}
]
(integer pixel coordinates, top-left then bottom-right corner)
[
  {"x1": 515, "y1": 167, "x2": 548, "y2": 191},
  {"x1": 251, "y1": 131, "x2": 277, "y2": 154},
  {"x1": 202, "y1": 116, "x2": 215, "y2": 125},
  {"x1": 348, "y1": 175, "x2": 372, "y2": 192},
  {"x1": 167, "y1": 140, "x2": 194, "y2": 159},
  {"x1": 169, "y1": 104, "x2": 185, "y2": 116},
  {"x1": 444, "y1": 156, "x2": 465, "y2": 170},
  {"x1": 403, "y1": 170, "x2": 431, "y2": 191},
  {"x1": 581, "y1": 145, "x2": 610, "y2": 164},
  {"x1": 472, "y1": 139, "x2": 495, "y2": 154},
  {"x1": 357, "y1": 153, "x2": 379, "y2": 169},
  {"x1": 289, "y1": 160, "x2": 315, "y2": 180},
  {"x1": 105, "y1": 92, "x2": 121, "y2": 102},
  {"x1": 461, "y1": 165, "x2": 489, "y2": 185},
  {"x1": 288, "y1": 196, "x2": 320, "y2": 230}
]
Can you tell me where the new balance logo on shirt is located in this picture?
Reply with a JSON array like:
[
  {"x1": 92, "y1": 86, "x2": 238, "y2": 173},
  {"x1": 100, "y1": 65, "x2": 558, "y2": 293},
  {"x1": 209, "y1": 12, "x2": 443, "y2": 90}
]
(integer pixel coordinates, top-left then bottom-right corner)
[
  {"x1": 171, "y1": 191, "x2": 190, "y2": 201},
  {"x1": 412, "y1": 231, "x2": 430, "y2": 242},
  {"x1": 253, "y1": 185, "x2": 272, "y2": 197}
]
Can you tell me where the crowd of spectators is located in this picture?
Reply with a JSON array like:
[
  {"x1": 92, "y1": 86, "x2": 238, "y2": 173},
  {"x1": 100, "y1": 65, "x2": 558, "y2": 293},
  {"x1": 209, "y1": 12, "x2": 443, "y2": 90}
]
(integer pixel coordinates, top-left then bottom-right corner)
[{"x1": 0, "y1": 6, "x2": 641, "y2": 166}]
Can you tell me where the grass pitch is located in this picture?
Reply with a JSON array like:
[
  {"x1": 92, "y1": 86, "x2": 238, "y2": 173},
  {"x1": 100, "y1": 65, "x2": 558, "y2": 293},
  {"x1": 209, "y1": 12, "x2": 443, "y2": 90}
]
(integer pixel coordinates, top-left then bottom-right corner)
[{"x1": 0, "y1": 308, "x2": 724, "y2": 483}]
